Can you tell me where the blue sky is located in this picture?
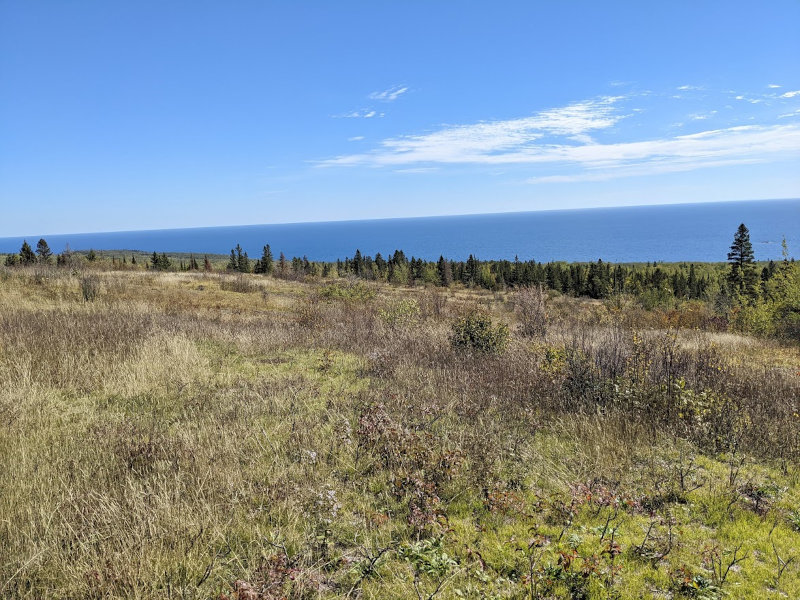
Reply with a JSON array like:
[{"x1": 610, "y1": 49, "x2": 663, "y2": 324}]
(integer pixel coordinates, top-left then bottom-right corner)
[{"x1": 1, "y1": 1, "x2": 799, "y2": 236}]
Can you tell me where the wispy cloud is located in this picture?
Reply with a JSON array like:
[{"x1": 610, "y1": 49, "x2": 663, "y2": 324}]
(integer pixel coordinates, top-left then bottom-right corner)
[
  {"x1": 335, "y1": 109, "x2": 383, "y2": 119},
  {"x1": 768, "y1": 84, "x2": 782, "y2": 89},
  {"x1": 781, "y1": 90, "x2": 800, "y2": 98},
  {"x1": 677, "y1": 84, "x2": 702, "y2": 91},
  {"x1": 320, "y1": 94, "x2": 800, "y2": 183},
  {"x1": 368, "y1": 85, "x2": 409, "y2": 101},
  {"x1": 690, "y1": 110, "x2": 718, "y2": 120},
  {"x1": 323, "y1": 96, "x2": 625, "y2": 166},
  {"x1": 348, "y1": 136, "x2": 365, "y2": 141},
  {"x1": 527, "y1": 157, "x2": 764, "y2": 183},
  {"x1": 393, "y1": 167, "x2": 439, "y2": 174}
]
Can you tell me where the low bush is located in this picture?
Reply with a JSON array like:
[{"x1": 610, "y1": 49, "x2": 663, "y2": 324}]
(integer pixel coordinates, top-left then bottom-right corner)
[
  {"x1": 80, "y1": 275, "x2": 100, "y2": 302},
  {"x1": 451, "y1": 311, "x2": 509, "y2": 354},
  {"x1": 379, "y1": 298, "x2": 421, "y2": 329},
  {"x1": 220, "y1": 274, "x2": 257, "y2": 293},
  {"x1": 318, "y1": 280, "x2": 376, "y2": 302}
]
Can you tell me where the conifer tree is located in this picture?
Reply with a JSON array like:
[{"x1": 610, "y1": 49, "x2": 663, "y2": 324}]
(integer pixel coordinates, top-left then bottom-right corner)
[
  {"x1": 352, "y1": 249, "x2": 363, "y2": 276},
  {"x1": 239, "y1": 250, "x2": 250, "y2": 273},
  {"x1": 254, "y1": 244, "x2": 273, "y2": 274},
  {"x1": 727, "y1": 223, "x2": 758, "y2": 300},
  {"x1": 227, "y1": 249, "x2": 238, "y2": 271},
  {"x1": 36, "y1": 238, "x2": 52, "y2": 263},
  {"x1": 437, "y1": 255, "x2": 452, "y2": 287},
  {"x1": 374, "y1": 252, "x2": 387, "y2": 279},
  {"x1": 19, "y1": 240, "x2": 36, "y2": 265},
  {"x1": 87, "y1": 249, "x2": 97, "y2": 262},
  {"x1": 203, "y1": 255, "x2": 212, "y2": 271},
  {"x1": 278, "y1": 252, "x2": 287, "y2": 278}
]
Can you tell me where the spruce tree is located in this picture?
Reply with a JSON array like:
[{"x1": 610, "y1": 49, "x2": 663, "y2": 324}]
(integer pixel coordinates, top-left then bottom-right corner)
[
  {"x1": 256, "y1": 244, "x2": 274, "y2": 275},
  {"x1": 278, "y1": 252, "x2": 287, "y2": 278},
  {"x1": 36, "y1": 238, "x2": 52, "y2": 263},
  {"x1": 437, "y1": 255, "x2": 452, "y2": 287},
  {"x1": 374, "y1": 252, "x2": 387, "y2": 279},
  {"x1": 352, "y1": 249, "x2": 363, "y2": 276},
  {"x1": 227, "y1": 249, "x2": 238, "y2": 271},
  {"x1": 727, "y1": 223, "x2": 758, "y2": 300},
  {"x1": 239, "y1": 251, "x2": 250, "y2": 273},
  {"x1": 19, "y1": 240, "x2": 36, "y2": 265}
]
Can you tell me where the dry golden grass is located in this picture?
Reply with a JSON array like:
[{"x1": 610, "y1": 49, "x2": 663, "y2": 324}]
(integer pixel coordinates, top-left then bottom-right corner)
[{"x1": 1, "y1": 266, "x2": 799, "y2": 599}]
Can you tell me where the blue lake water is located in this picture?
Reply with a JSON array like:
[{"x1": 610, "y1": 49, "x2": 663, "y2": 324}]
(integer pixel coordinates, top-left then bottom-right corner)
[{"x1": 1, "y1": 199, "x2": 798, "y2": 263}]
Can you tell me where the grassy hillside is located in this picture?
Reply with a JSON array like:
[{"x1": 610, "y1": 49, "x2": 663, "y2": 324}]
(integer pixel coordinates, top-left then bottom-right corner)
[{"x1": 1, "y1": 266, "x2": 799, "y2": 599}]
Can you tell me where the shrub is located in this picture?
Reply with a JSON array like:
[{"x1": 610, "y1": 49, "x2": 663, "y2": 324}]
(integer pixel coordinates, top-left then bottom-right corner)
[
  {"x1": 318, "y1": 280, "x2": 376, "y2": 302},
  {"x1": 451, "y1": 311, "x2": 509, "y2": 354},
  {"x1": 220, "y1": 274, "x2": 257, "y2": 293},
  {"x1": 378, "y1": 298, "x2": 420, "y2": 329},
  {"x1": 80, "y1": 275, "x2": 100, "y2": 302}
]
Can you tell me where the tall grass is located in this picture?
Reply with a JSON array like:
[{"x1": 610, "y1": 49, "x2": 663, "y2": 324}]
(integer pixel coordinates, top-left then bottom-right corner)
[{"x1": 1, "y1": 268, "x2": 799, "y2": 598}]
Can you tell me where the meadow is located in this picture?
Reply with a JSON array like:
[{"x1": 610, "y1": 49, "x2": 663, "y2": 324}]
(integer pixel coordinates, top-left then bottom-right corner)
[{"x1": 1, "y1": 264, "x2": 800, "y2": 599}]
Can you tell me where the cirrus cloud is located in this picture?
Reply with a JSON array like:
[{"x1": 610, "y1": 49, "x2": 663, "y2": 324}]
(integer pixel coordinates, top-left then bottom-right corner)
[
  {"x1": 320, "y1": 93, "x2": 800, "y2": 182},
  {"x1": 368, "y1": 85, "x2": 409, "y2": 101}
]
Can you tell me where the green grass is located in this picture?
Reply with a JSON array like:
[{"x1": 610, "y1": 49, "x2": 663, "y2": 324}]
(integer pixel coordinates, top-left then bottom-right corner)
[{"x1": 0, "y1": 266, "x2": 799, "y2": 598}]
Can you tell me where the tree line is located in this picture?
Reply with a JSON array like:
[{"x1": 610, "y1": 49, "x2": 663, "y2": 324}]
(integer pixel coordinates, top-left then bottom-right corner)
[{"x1": 3, "y1": 225, "x2": 797, "y2": 338}]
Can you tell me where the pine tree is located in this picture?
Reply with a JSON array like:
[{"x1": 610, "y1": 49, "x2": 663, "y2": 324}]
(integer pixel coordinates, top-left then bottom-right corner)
[
  {"x1": 227, "y1": 249, "x2": 238, "y2": 271},
  {"x1": 687, "y1": 263, "x2": 698, "y2": 298},
  {"x1": 19, "y1": 240, "x2": 36, "y2": 265},
  {"x1": 203, "y1": 255, "x2": 212, "y2": 271},
  {"x1": 131, "y1": 254, "x2": 136, "y2": 265},
  {"x1": 239, "y1": 250, "x2": 250, "y2": 273},
  {"x1": 727, "y1": 223, "x2": 758, "y2": 301},
  {"x1": 255, "y1": 244, "x2": 273, "y2": 275},
  {"x1": 437, "y1": 255, "x2": 452, "y2": 287},
  {"x1": 352, "y1": 249, "x2": 363, "y2": 276},
  {"x1": 278, "y1": 252, "x2": 287, "y2": 278},
  {"x1": 374, "y1": 253, "x2": 386, "y2": 279},
  {"x1": 36, "y1": 238, "x2": 52, "y2": 263}
]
